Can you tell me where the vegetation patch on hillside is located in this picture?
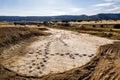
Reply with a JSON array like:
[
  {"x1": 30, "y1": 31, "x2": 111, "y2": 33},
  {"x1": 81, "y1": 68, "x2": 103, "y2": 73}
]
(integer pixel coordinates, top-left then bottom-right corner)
[
  {"x1": 48, "y1": 24, "x2": 120, "y2": 40},
  {"x1": 0, "y1": 27, "x2": 50, "y2": 47}
]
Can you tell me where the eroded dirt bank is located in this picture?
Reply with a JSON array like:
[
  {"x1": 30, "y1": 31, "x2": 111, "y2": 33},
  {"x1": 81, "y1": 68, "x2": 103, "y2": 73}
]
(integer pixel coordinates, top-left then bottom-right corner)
[{"x1": 0, "y1": 28, "x2": 116, "y2": 80}]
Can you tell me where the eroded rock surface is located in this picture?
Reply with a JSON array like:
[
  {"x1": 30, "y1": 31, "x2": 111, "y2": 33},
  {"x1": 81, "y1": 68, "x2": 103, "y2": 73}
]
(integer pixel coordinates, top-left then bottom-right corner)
[{"x1": 1, "y1": 28, "x2": 114, "y2": 77}]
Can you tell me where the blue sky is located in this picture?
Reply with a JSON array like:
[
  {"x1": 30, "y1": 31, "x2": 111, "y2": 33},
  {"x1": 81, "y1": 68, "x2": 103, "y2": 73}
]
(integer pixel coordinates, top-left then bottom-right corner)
[{"x1": 0, "y1": 0, "x2": 120, "y2": 16}]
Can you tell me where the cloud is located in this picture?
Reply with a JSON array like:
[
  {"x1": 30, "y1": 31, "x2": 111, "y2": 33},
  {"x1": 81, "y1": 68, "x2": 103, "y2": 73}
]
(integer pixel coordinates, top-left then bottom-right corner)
[
  {"x1": 104, "y1": 0, "x2": 113, "y2": 2},
  {"x1": 0, "y1": 0, "x2": 86, "y2": 16},
  {"x1": 0, "y1": 0, "x2": 119, "y2": 16},
  {"x1": 0, "y1": 7, "x2": 84, "y2": 16},
  {"x1": 107, "y1": 6, "x2": 120, "y2": 12},
  {"x1": 104, "y1": 0, "x2": 120, "y2": 2},
  {"x1": 30, "y1": 8, "x2": 84, "y2": 16},
  {"x1": 94, "y1": 2, "x2": 114, "y2": 7},
  {"x1": 102, "y1": 0, "x2": 120, "y2": 13},
  {"x1": 93, "y1": 0, "x2": 120, "y2": 14}
]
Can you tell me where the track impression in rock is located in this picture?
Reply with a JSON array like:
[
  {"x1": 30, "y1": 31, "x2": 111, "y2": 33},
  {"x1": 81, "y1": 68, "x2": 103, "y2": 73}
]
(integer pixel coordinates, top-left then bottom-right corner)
[{"x1": 1, "y1": 28, "x2": 114, "y2": 77}]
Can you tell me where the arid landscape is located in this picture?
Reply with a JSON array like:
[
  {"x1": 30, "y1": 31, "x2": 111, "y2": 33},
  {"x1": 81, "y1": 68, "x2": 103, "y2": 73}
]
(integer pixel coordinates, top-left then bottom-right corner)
[
  {"x1": 0, "y1": 20, "x2": 120, "y2": 80},
  {"x1": 0, "y1": 0, "x2": 120, "y2": 79}
]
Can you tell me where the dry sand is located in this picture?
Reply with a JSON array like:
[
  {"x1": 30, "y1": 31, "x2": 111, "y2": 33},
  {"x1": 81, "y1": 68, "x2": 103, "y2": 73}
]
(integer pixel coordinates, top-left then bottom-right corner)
[{"x1": 1, "y1": 28, "x2": 115, "y2": 77}]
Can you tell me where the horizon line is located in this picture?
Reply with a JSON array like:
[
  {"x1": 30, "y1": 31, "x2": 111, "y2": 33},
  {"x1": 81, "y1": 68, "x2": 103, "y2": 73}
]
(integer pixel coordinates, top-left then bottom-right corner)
[{"x1": 0, "y1": 13, "x2": 120, "y2": 17}]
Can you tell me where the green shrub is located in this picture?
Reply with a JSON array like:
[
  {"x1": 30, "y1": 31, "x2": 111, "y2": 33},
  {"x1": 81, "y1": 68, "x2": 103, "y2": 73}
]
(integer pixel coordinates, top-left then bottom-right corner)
[{"x1": 114, "y1": 24, "x2": 120, "y2": 29}]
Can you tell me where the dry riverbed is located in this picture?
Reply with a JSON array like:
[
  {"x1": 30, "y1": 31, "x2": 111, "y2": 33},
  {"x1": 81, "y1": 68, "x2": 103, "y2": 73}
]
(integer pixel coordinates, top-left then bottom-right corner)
[{"x1": 0, "y1": 28, "x2": 114, "y2": 77}]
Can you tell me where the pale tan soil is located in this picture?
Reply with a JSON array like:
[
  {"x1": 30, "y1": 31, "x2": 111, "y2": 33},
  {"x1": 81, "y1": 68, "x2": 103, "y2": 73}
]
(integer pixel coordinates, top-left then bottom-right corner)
[{"x1": 0, "y1": 28, "x2": 115, "y2": 78}]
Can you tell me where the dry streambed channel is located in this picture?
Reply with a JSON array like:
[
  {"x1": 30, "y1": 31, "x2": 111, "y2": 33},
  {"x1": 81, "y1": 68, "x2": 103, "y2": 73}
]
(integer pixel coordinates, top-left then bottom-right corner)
[{"x1": 0, "y1": 28, "x2": 114, "y2": 77}]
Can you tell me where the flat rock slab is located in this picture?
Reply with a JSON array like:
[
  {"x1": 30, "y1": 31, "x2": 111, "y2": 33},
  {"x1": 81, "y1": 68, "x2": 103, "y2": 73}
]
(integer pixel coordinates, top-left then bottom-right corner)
[{"x1": 1, "y1": 28, "x2": 114, "y2": 77}]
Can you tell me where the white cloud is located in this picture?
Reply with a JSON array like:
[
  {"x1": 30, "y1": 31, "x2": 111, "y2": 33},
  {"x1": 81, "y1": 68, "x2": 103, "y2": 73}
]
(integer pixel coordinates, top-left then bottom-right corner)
[
  {"x1": 93, "y1": 0, "x2": 120, "y2": 14},
  {"x1": 106, "y1": 6, "x2": 120, "y2": 12},
  {"x1": 0, "y1": 0, "x2": 119, "y2": 16},
  {"x1": 94, "y1": 2, "x2": 114, "y2": 7},
  {"x1": 0, "y1": 0, "x2": 85, "y2": 16},
  {"x1": 0, "y1": 7, "x2": 84, "y2": 16},
  {"x1": 30, "y1": 8, "x2": 84, "y2": 16},
  {"x1": 107, "y1": 7, "x2": 119, "y2": 11},
  {"x1": 104, "y1": 0, "x2": 120, "y2": 2},
  {"x1": 104, "y1": 0, "x2": 113, "y2": 2}
]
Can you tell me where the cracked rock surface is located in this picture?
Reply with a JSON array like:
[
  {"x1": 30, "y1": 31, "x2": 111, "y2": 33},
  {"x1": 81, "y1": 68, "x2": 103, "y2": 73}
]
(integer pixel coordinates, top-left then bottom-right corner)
[{"x1": 0, "y1": 28, "x2": 114, "y2": 77}]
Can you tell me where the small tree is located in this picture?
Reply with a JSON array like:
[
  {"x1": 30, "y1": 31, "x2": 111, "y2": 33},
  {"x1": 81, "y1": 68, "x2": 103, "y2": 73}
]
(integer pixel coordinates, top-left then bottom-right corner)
[
  {"x1": 43, "y1": 21, "x2": 49, "y2": 26},
  {"x1": 93, "y1": 25, "x2": 96, "y2": 28},
  {"x1": 100, "y1": 25, "x2": 104, "y2": 28},
  {"x1": 114, "y1": 24, "x2": 120, "y2": 29}
]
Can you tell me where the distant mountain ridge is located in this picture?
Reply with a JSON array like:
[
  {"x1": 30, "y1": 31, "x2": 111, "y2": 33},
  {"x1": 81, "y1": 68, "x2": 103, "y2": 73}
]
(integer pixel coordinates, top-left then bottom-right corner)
[{"x1": 0, "y1": 13, "x2": 120, "y2": 22}]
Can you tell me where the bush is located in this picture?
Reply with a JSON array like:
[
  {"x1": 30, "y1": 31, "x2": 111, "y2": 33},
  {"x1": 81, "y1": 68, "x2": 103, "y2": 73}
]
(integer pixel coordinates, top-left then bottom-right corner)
[
  {"x1": 114, "y1": 24, "x2": 120, "y2": 29},
  {"x1": 102, "y1": 33, "x2": 113, "y2": 38}
]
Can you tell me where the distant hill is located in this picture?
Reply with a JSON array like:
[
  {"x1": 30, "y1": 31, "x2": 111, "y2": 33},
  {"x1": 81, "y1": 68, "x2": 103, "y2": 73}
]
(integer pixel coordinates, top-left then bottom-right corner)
[{"x1": 0, "y1": 13, "x2": 120, "y2": 22}]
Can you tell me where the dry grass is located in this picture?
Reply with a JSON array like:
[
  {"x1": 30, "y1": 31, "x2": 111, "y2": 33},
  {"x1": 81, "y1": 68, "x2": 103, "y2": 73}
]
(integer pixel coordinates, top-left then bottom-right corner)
[
  {"x1": 49, "y1": 25, "x2": 120, "y2": 40},
  {"x1": 0, "y1": 22, "x2": 13, "y2": 25},
  {"x1": 0, "y1": 27, "x2": 50, "y2": 47}
]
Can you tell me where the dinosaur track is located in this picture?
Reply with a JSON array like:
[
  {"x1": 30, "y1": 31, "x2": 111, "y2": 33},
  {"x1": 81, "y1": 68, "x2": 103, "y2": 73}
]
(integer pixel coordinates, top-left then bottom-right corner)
[{"x1": 0, "y1": 28, "x2": 114, "y2": 77}]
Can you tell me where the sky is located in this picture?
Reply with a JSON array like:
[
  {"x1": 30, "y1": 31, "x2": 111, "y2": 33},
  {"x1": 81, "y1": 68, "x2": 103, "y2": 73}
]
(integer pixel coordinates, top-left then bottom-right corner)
[{"x1": 0, "y1": 0, "x2": 120, "y2": 16}]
